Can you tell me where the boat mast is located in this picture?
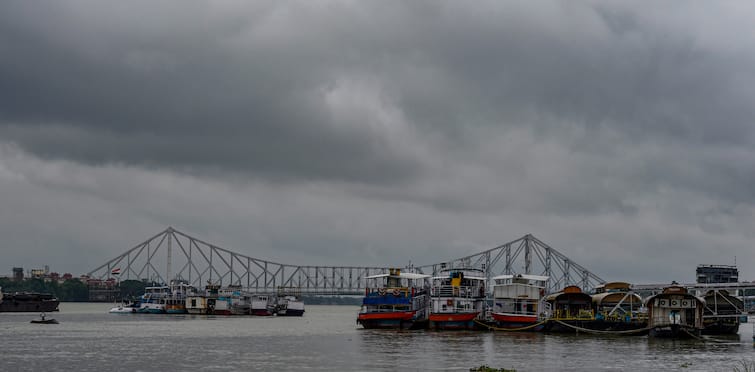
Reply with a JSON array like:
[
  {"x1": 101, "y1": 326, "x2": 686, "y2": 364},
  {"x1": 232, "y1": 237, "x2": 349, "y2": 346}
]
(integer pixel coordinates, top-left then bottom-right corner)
[{"x1": 167, "y1": 227, "x2": 172, "y2": 285}]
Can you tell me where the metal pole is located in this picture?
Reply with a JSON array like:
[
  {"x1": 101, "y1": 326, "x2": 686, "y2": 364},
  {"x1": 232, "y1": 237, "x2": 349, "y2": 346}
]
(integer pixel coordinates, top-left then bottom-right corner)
[{"x1": 167, "y1": 229, "x2": 172, "y2": 285}]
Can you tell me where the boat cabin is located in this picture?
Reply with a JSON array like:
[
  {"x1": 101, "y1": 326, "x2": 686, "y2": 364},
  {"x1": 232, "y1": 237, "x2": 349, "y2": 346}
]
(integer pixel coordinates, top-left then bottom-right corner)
[
  {"x1": 591, "y1": 282, "x2": 643, "y2": 321},
  {"x1": 545, "y1": 285, "x2": 593, "y2": 319},
  {"x1": 431, "y1": 268, "x2": 486, "y2": 298},
  {"x1": 363, "y1": 269, "x2": 430, "y2": 313},
  {"x1": 646, "y1": 285, "x2": 705, "y2": 337},
  {"x1": 365, "y1": 269, "x2": 429, "y2": 296},
  {"x1": 491, "y1": 274, "x2": 548, "y2": 318},
  {"x1": 429, "y1": 268, "x2": 486, "y2": 318}
]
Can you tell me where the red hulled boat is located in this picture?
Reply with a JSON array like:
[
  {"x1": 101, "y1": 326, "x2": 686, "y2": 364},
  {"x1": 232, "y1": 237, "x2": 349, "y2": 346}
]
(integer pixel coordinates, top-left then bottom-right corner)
[
  {"x1": 357, "y1": 269, "x2": 430, "y2": 330},
  {"x1": 490, "y1": 274, "x2": 549, "y2": 331},
  {"x1": 428, "y1": 268, "x2": 486, "y2": 330}
]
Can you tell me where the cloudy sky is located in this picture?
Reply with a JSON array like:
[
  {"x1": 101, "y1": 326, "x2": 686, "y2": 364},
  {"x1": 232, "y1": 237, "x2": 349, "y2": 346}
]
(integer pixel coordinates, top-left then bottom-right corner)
[{"x1": 1, "y1": 1, "x2": 753, "y2": 283}]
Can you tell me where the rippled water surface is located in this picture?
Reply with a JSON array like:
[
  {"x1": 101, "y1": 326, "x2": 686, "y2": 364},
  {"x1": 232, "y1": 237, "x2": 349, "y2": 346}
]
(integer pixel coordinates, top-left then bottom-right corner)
[{"x1": 1, "y1": 303, "x2": 753, "y2": 371}]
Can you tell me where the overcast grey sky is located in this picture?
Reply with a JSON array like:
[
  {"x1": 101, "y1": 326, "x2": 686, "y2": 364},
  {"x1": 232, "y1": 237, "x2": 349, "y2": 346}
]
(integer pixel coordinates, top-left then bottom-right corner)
[{"x1": 1, "y1": 1, "x2": 753, "y2": 283}]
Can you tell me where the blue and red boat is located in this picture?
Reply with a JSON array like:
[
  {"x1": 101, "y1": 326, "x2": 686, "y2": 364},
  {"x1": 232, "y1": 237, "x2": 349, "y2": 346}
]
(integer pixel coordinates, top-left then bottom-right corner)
[{"x1": 357, "y1": 269, "x2": 430, "y2": 329}]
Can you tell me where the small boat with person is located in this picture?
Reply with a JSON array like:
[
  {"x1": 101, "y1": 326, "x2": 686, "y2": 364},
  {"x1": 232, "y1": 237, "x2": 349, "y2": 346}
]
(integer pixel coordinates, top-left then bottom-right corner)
[{"x1": 30, "y1": 313, "x2": 58, "y2": 324}]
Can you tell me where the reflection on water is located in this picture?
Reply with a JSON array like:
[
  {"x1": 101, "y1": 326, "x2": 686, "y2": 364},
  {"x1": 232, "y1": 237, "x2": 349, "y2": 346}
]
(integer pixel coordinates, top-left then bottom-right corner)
[{"x1": 0, "y1": 303, "x2": 752, "y2": 371}]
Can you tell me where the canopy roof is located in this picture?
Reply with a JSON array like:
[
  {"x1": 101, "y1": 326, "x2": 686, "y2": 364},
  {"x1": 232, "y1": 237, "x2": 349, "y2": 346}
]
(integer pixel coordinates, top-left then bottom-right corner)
[
  {"x1": 592, "y1": 291, "x2": 643, "y2": 305},
  {"x1": 491, "y1": 274, "x2": 549, "y2": 282},
  {"x1": 432, "y1": 275, "x2": 486, "y2": 281},
  {"x1": 364, "y1": 272, "x2": 430, "y2": 280}
]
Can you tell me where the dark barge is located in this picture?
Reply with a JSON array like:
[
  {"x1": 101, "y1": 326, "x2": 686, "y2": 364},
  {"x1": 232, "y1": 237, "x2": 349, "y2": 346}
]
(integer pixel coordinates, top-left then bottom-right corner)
[
  {"x1": 702, "y1": 289, "x2": 744, "y2": 335},
  {"x1": 0, "y1": 291, "x2": 60, "y2": 312}
]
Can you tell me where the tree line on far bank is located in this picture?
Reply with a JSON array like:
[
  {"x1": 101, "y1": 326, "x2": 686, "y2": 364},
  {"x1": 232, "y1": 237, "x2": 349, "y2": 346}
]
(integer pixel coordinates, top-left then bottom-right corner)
[
  {"x1": 0, "y1": 278, "x2": 150, "y2": 302},
  {"x1": 1, "y1": 278, "x2": 365, "y2": 305}
]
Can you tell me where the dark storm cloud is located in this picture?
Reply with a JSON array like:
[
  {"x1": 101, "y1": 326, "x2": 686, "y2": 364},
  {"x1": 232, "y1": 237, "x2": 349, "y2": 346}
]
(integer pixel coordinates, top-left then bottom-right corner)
[
  {"x1": 2, "y1": 2, "x2": 754, "y2": 190},
  {"x1": 0, "y1": 1, "x2": 432, "y2": 184}
]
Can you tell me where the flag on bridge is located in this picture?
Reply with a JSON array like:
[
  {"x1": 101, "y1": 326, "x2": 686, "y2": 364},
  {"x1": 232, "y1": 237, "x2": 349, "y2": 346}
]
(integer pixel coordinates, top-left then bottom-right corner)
[{"x1": 111, "y1": 268, "x2": 121, "y2": 275}]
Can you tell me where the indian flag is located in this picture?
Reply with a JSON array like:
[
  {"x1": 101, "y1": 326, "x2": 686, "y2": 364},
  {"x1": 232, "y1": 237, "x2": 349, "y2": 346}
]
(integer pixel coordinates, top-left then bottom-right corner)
[{"x1": 111, "y1": 268, "x2": 121, "y2": 275}]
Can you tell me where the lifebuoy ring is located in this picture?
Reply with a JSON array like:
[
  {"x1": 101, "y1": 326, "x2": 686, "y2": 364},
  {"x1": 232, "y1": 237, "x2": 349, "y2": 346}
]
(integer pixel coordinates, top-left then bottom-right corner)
[
  {"x1": 378, "y1": 288, "x2": 387, "y2": 296},
  {"x1": 393, "y1": 289, "x2": 401, "y2": 296}
]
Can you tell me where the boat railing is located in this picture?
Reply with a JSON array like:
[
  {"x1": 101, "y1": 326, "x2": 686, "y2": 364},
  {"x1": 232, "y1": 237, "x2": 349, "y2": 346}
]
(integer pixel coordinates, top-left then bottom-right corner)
[
  {"x1": 362, "y1": 305, "x2": 411, "y2": 313},
  {"x1": 431, "y1": 285, "x2": 485, "y2": 298},
  {"x1": 594, "y1": 309, "x2": 648, "y2": 322},
  {"x1": 550, "y1": 309, "x2": 596, "y2": 320},
  {"x1": 365, "y1": 287, "x2": 418, "y2": 297}
]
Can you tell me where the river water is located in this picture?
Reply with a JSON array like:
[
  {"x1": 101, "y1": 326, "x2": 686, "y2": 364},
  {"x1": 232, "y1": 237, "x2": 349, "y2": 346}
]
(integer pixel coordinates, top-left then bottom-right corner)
[{"x1": 0, "y1": 303, "x2": 753, "y2": 371}]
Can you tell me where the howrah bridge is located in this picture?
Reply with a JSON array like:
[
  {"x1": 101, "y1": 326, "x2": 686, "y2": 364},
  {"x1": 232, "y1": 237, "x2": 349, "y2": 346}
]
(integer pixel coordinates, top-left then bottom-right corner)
[{"x1": 87, "y1": 227, "x2": 605, "y2": 295}]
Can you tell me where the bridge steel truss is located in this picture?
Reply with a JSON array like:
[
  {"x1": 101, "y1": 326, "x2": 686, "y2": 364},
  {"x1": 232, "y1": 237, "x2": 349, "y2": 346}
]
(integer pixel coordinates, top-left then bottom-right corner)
[
  {"x1": 88, "y1": 227, "x2": 606, "y2": 295},
  {"x1": 87, "y1": 227, "x2": 388, "y2": 295},
  {"x1": 416, "y1": 234, "x2": 605, "y2": 294}
]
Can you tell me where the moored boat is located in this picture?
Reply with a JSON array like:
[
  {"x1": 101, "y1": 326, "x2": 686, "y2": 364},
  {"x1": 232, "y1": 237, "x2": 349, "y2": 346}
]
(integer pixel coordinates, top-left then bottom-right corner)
[
  {"x1": 701, "y1": 289, "x2": 743, "y2": 335},
  {"x1": 185, "y1": 295, "x2": 209, "y2": 314},
  {"x1": 251, "y1": 294, "x2": 275, "y2": 316},
  {"x1": 543, "y1": 285, "x2": 594, "y2": 332},
  {"x1": 357, "y1": 268, "x2": 430, "y2": 329},
  {"x1": 590, "y1": 282, "x2": 648, "y2": 332},
  {"x1": 165, "y1": 298, "x2": 187, "y2": 314},
  {"x1": 276, "y1": 295, "x2": 305, "y2": 316},
  {"x1": 490, "y1": 274, "x2": 549, "y2": 331},
  {"x1": 165, "y1": 281, "x2": 194, "y2": 314},
  {"x1": 429, "y1": 268, "x2": 486, "y2": 330},
  {"x1": 109, "y1": 301, "x2": 140, "y2": 314},
  {"x1": 646, "y1": 285, "x2": 705, "y2": 338},
  {"x1": 136, "y1": 286, "x2": 170, "y2": 314},
  {"x1": 211, "y1": 296, "x2": 233, "y2": 315},
  {"x1": 230, "y1": 294, "x2": 253, "y2": 315},
  {"x1": 0, "y1": 290, "x2": 60, "y2": 313}
]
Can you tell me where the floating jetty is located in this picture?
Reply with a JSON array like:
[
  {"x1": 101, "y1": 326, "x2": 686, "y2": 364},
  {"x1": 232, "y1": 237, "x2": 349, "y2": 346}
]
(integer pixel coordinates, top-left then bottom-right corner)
[
  {"x1": 356, "y1": 269, "x2": 752, "y2": 339},
  {"x1": 110, "y1": 282, "x2": 304, "y2": 316}
]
